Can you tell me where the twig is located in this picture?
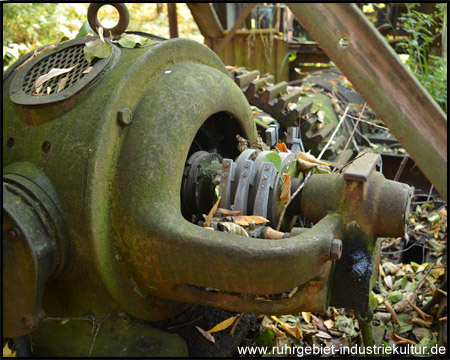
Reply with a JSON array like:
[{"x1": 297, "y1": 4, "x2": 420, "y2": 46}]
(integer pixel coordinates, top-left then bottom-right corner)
[
  {"x1": 276, "y1": 171, "x2": 312, "y2": 231},
  {"x1": 332, "y1": 102, "x2": 367, "y2": 173},
  {"x1": 167, "y1": 316, "x2": 203, "y2": 331},
  {"x1": 317, "y1": 106, "x2": 350, "y2": 159},
  {"x1": 230, "y1": 313, "x2": 245, "y2": 337},
  {"x1": 385, "y1": 300, "x2": 402, "y2": 328},
  {"x1": 43, "y1": 316, "x2": 95, "y2": 322},
  {"x1": 394, "y1": 154, "x2": 409, "y2": 181},
  {"x1": 380, "y1": 237, "x2": 402, "y2": 250},
  {"x1": 277, "y1": 108, "x2": 349, "y2": 230},
  {"x1": 406, "y1": 299, "x2": 433, "y2": 322},
  {"x1": 426, "y1": 185, "x2": 434, "y2": 202},
  {"x1": 345, "y1": 118, "x2": 361, "y2": 153},
  {"x1": 335, "y1": 152, "x2": 367, "y2": 174},
  {"x1": 345, "y1": 114, "x2": 389, "y2": 130},
  {"x1": 414, "y1": 261, "x2": 436, "y2": 293},
  {"x1": 88, "y1": 319, "x2": 103, "y2": 357}
]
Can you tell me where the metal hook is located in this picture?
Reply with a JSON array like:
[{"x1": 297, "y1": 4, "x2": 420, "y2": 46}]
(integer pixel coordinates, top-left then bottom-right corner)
[{"x1": 87, "y1": 3, "x2": 129, "y2": 37}]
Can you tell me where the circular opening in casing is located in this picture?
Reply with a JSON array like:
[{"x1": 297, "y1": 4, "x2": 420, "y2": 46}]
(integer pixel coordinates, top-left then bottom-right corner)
[
  {"x1": 339, "y1": 37, "x2": 350, "y2": 48},
  {"x1": 42, "y1": 141, "x2": 51, "y2": 153},
  {"x1": 7, "y1": 137, "x2": 14, "y2": 149}
]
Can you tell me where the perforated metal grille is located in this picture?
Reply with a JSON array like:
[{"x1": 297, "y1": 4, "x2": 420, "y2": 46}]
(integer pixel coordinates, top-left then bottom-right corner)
[{"x1": 22, "y1": 45, "x2": 90, "y2": 95}]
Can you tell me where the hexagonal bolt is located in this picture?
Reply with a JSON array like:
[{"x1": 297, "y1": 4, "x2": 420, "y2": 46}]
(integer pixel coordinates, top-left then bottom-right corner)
[
  {"x1": 117, "y1": 108, "x2": 133, "y2": 126},
  {"x1": 330, "y1": 239, "x2": 343, "y2": 260},
  {"x1": 135, "y1": 335, "x2": 159, "y2": 355},
  {"x1": 8, "y1": 228, "x2": 19, "y2": 240}
]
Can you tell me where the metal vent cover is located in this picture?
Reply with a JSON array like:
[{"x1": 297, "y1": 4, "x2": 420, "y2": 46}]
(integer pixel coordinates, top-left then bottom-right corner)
[{"x1": 10, "y1": 37, "x2": 114, "y2": 106}]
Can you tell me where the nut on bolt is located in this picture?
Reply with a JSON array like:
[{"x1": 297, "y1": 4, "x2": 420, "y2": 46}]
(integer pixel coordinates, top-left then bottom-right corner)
[
  {"x1": 330, "y1": 239, "x2": 343, "y2": 260},
  {"x1": 117, "y1": 107, "x2": 132, "y2": 126}
]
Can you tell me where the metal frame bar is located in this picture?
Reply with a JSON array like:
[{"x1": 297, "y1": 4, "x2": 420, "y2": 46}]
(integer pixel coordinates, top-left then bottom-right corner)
[{"x1": 287, "y1": 3, "x2": 447, "y2": 200}]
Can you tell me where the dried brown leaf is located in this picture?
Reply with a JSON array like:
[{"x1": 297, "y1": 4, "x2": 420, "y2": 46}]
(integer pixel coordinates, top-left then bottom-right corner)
[
  {"x1": 279, "y1": 322, "x2": 302, "y2": 339},
  {"x1": 296, "y1": 151, "x2": 329, "y2": 166},
  {"x1": 316, "y1": 330, "x2": 332, "y2": 339},
  {"x1": 384, "y1": 275, "x2": 394, "y2": 290},
  {"x1": 288, "y1": 286, "x2": 298, "y2": 298},
  {"x1": 389, "y1": 332, "x2": 416, "y2": 345},
  {"x1": 16, "y1": 45, "x2": 57, "y2": 71},
  {"x1": 215, "y1": 208, "x2": 241, "y2": 217},
  {"x1": 302, "y1": 312, "x2": 311, "y2": 324},
  {"x1": 280, "y1": 173, "x2": 291, "y2": 204},
  {"x1": 204, "y1": 196, "x2": 221, "y2": 227},
  {"x1": 35, "y1": 64, "x2": 78, "y2": 89},
  {"x1": 195, "y1": 326, "x2": 215, "y2": 343},
  {"x1": 232, "y1": 215, "x2": 269, "y2": 226},
  {"x1": 324, "y1": 319, "x2": 335, "y2": 329},
  {"x1": 407, "y1": 299, "x2": 433, "y2": 323},
  {"x1": 385, "y1": 300, "x2": 402, "y2": 328},
  {"x1": 83, "y1": 66, "x2": 93, "y2": 74},
  {"x1": 207, "y1": 316, "x2": 237, "y2": 333},
  {"x1": 411, "y1": 315, "x2": 431, "y2": 328},
  {"x1": 275, "y1": 143, "x2": 289, "y2": 153},
  {"x1": 57, "y1": 76, "x2": 69, "y2": 93}
]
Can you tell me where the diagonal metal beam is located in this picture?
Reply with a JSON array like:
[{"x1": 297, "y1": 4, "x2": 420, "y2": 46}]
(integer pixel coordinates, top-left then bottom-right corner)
[
  {"x1": 215, "y1": 3, "x2": 257, "y2": 53},
  {"x1": 287, "y1": 3, "x2": 447, "y2": 200}
]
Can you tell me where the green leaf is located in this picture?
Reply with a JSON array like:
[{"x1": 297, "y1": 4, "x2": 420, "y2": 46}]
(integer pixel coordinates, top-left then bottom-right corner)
[
  {"x1": 84, "y1": 36, "x2": 110, "y2": 63},
  {"x1": 255, "y1": 329, "x2": 274, "y2": 347},
  {"x1": 398, "y1": 323, "x2": 413, "y2": 334},
  {"x1": 118, "y1": 34, "x2": 150, "y2": 48},
  {"x1": 386, "y1": 290, "x2": 402, "y2": 303},
  {"x1": 335, "y1": 316, "x2": 357, "y2": 337},
  {"x1": 427, "y1": 212, "x2": 440, "y2": 223},
  {"x1": 394, "y1": 276, "x2": 408, "y2": 290},
  {"x1": 404, "y1": 281, "x2": 416, "y2": 292},
  {"x1": 263, "y1": 152, "x2": 282, "y2": 172},
  {"x1": 76, "y1": 21, "x2": 93, "y2": 38}
]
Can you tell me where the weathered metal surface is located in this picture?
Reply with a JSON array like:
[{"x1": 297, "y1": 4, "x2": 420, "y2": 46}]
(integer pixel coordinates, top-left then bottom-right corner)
[
  {"x1": 3, "y1": 5, "x2": 413, "y2": 354},
  {"x1": 10, "y1": 37, "x2": 113, "y2": 106},
  {"x1": 287, "y1": 3, "x2": 447, "y2": 200},
  {"x1": 3, "y1": 164, "x2": 69, "y2": 338},
  {"x1": 299, "y1": 154, "x2": 411, "y2": 311},
  {"x1": 88, "y1": 3, "x2": 129, "y2": 36},
  {"x1": 27, "y1": 314, "x2": 188, "y2": 357}
]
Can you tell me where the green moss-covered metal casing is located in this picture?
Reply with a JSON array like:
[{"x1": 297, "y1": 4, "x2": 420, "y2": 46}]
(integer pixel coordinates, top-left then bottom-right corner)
[
  {"x1": 3, "y1": 31, "x2": 411, "y2": 355},
  {"x1": 3, "y1": 36, "x2": 341, "y2": 355}
]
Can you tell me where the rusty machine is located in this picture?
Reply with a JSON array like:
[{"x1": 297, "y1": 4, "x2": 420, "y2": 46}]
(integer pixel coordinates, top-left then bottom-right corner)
[{"x1": 3, "y1": 4, "x2": 412, "y2": 356}]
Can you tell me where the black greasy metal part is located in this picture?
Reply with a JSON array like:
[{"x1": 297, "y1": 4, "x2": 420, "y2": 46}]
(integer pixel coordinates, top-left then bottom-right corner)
[
  {"x1": 330, "y1": 246, "x2": 374, "y2": 312},
  {"x1": 88, "y1": 3, "x2": 130, "y2": 36},
  {"x1": 10, "y1": 37, "x2": 113, "y2": 106},
  {"x1": 182, "y1": 151, "x2": 223, "y2": 217}
]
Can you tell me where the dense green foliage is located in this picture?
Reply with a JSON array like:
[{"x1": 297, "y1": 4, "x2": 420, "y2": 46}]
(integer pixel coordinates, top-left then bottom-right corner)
[
  {"x1": 2, "y1": 3, "x2": 447, "y2": 113},
  {"x1": 398, "y1": 3, "x2": 447, "y2": 112},
  {"x1": 3, "y1": 3, "x2": 87, "y2": 67},
  {"x1": 3, "y1": 3, "x2": 203, "y2": 69}
]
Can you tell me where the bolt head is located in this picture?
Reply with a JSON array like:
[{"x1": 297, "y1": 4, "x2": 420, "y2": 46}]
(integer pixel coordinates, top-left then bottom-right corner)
[
  {"x1": 9, "y1": 228, "x2": 19, "y2": 239},
  {"x1": 118, "y1": 108, "x2": 133, "y2": 125},
  {"x1": 135, "y1": 336, "x2": 159, "y2": 355}
]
